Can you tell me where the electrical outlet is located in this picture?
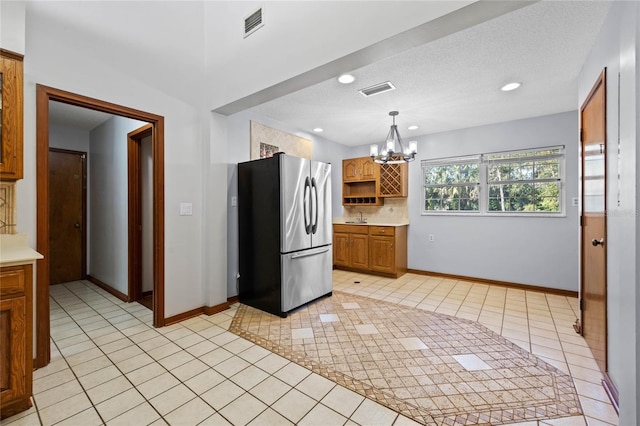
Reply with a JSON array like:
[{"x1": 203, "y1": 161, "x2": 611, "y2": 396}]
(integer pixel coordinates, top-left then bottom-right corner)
[
  {"x1": 428, "y1": 234, "x2": 435, "y2": 243},
  {"x1": 231, "y1": 196, "x2": 237, "y2": 207},
  {"x1": 572, "y1": 197, "x2": 579, "y2": 207},
  {"x1": 179, "y1": 203, "x2": 193, "y2": 216}
]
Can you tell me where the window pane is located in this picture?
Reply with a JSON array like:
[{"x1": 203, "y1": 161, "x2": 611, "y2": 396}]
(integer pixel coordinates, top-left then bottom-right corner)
[
  {"x1": 458, "y1": 163, "x2": 479, "y2": 182},
  {"x1": 534, "y1": 160, "x2": 559, "y2": 179},
  {"x1": 423, "y1": 149, "x2": 564, "y2": 215},
  {"x1": 535, "y1": 182, "x2": 560, "y2": 211},
  {"x1": 509, "y1": 161, "x2": 533, "y2": 181},
  {"x1": 423, "y1": 184, "x2": 479, "y2": 212}
]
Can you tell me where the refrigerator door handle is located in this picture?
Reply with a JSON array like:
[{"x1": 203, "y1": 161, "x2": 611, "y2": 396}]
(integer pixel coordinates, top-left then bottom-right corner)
[
  {"x1": 291, "y1": 246, "x2": 330, "y2": 259},
  {"x1": 311, "y1": 177, "x2": 318, "y2": 234},
  {"x1": 303, "y1": 176, "x2": 311, "y2": 234}
]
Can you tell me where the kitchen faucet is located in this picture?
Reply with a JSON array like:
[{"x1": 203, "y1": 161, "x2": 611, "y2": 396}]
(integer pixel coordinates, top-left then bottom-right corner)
[{"x1": 358, "y1": 211, "x2": 364, "y2": 223}]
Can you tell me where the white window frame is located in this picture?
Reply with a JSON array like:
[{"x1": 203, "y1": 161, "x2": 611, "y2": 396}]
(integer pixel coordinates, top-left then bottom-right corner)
[
  {"x1": 421, "y1": 155, "x2": 481, "y2": 214},
  {"x1": 421, "y1": 146, "x2": 565, "y2": 217}
]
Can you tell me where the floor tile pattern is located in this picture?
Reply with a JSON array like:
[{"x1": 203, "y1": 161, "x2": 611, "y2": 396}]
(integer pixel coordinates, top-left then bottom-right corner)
[
  {"x1": 230, "y1": 291, "x2": 582, "y2": 426},
  {"x1": 2, "y1": 271, "x2": 617, "y2": 426}
]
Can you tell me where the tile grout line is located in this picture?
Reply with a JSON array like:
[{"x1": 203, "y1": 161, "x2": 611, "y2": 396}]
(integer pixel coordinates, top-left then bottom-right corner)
[
  {"x1": 21, "y1": 273, "x2": 613, "y2": 426},
  {"x1": 58, "y1": 281, "x2": 359, "y2": 426},
  {"x1": 50, "y1": 281, "x2": 168, "y2": 425},
  {"x1": 43, "y1": 295, "x2": 108, "y2": 425}
]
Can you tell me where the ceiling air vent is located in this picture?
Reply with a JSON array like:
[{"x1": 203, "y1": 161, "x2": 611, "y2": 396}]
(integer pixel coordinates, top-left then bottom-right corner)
[
  {"x1": 244, "y1": 7, "x2": 264, "y2": 38},
  {"x1": 358, "y1": 81, "x2": 396, "y2": 97}
]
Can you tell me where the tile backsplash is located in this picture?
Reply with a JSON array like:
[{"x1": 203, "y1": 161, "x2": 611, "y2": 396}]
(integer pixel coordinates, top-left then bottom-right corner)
[
  {"x1": 344, "y1": 198, "x2": 408, "y2": 222},
  {"x1": 0, "y1": 181, "x2": 16, "y2": 234}
]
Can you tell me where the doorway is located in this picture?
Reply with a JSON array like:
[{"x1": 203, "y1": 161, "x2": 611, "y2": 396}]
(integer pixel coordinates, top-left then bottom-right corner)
[
  {"x1": 579, "y1": 69, "x2": 607, "y2": 375},
  {"x1": 48, "y1": 148, "x2": 86, "y2": 285},
  {"x1": 36, "y1": 85, "x2": 166, "y2": 368},
  {"x1": 128, "y1": 124, "x2": 154, "y2": 310}
]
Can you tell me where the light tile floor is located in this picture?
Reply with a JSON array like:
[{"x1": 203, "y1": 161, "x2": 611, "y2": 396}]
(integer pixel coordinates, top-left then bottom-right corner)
[{"x1": 1, "y1": 271, "x2": 618, "y2": 426}]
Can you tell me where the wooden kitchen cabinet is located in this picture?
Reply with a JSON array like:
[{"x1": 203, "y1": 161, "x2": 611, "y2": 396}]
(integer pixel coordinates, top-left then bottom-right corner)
[
  {"x1": 0, "y1": 50, "x2": 24, "y2": 181},
  {"x1": 343, "y1": 157, "x2": 377, "y2": 182},
  {"x1": 342, "y1": 157, "x2": 382, "y2": 206},
  {"x1": 379, "y1": 162, "x2": 408, "y2": 197},
  {"x1": 0, "y1": 264, "x2": 32, "y2": 419},
  {"x1": 333, "y1": 225, "x2": 369, "y2": 269},
  {"x1": 333, "y1": 224, "x2": 407, "y2": 278}
]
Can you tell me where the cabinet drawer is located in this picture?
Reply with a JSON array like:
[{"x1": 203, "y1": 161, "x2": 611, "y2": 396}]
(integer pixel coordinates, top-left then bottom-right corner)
[
  {"x1": 369, "y1": 226, "x2": 394, "y2": 236},
  {"x1": 333, "y1": 224, "x2": 368, "y2": 235},
  {"x1": 0, "y1": 267, "x2": 25, "y2": 297}
]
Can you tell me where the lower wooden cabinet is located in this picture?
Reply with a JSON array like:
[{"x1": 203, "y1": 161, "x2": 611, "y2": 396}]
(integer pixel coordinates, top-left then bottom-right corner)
[
  {"x1": 333, "y1": 225, "x2": 369, "y2": 270},
  {"x1": 333, "y1": 224, "x2": 407, "y2": 277},
  {"x1": 0, "y1": 264, "x2": 33, "y2": 420},
  {"x1": 369, "y1": 235, "x2": 395, "y2": 274}
]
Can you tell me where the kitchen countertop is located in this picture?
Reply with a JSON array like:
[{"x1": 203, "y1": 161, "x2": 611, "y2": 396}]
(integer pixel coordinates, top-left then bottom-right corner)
[
  {"x1": 0, "y1": 234, "x2": 43, "y2": 266},
  {"x1": 333, "y1": 218, "x2": 410, "y2": 226}
]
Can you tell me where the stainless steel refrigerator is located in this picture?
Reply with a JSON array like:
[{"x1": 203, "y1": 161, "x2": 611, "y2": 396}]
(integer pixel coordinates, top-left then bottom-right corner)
[{"x1": 238, "y1": 153, "x2": 332, "y2": 317}]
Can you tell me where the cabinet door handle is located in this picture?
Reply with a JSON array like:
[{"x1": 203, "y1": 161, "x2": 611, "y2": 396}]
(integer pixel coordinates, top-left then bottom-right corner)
[{"x1": 390, "y1": 244, "x2": 393, "y2": 249}]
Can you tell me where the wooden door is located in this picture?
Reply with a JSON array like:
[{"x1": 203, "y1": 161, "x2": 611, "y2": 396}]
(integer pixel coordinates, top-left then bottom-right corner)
[
  {"x1": 360, "y1": 157, "x2": 377, "y2": 180},
  {"x1": 350, "y1": 234, "x2": 369, "y2": 269},
  {"x1": 0, "y1": 297, "x2": 26, "y2": 408},
  {"x1": 343, "y1": 159, "x2": 359, "y2": 182},
  {"x1": 49, "y1": 149, "x2": 86, "y2": 285},
  {"x1": 370, "y1": 236, "x2": 395, "y2": 274},
  {"x1": 333, "y1": 233, "x2": 349, "y2": 267},
  {"x1": 580, "y1": 69, "x2": 607, "y2": 373}
]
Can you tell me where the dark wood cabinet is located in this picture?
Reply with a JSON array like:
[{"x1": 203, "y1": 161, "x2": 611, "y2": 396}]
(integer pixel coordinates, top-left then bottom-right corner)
[
  {"x1": 0, "y1": 50, "x2": 24, "y2": 181},
  {"x1": 0, "y1": 263, "x2": 32, "y2": 419}
]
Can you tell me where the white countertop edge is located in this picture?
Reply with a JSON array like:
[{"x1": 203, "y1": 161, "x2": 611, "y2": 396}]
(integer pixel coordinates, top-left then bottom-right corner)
[
  {"x1": 0, "y1": 247, "x2": 43, "y2": 265},
  {"x1": 1, "y1": 234, "x2": 44, "y2": 265},
  {"x1": 333, "y1": 218, "x2": 410, "y2": 226}
]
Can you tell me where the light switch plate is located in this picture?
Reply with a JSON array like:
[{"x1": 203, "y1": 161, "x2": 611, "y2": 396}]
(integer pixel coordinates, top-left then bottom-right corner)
[{"x1": 180, "y1": 203, "x2": 193, "y2": 216}]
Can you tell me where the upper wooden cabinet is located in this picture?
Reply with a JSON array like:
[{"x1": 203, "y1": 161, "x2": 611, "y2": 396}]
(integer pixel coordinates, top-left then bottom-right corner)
[
  {"x1": 0, "y1": 50, "x2": 24, "y2": 181},
  {"x1": 343, "y1": 157, "x2": 378, "y2": 182},
  {"x1": 379, "y1": 162, "x2": 408, "y2": 197},
  {"x1": 342, "y1": 157, "x2": 382, "y2": 206},
  {"x1": 342, "y1": 156, "x2": 408, "y2": 205}
]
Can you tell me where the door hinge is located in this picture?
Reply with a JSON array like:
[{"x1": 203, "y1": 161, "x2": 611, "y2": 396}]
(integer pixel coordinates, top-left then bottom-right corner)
[
  {"x1": 573, "y1": 318, "x2": 582, "y2": 334},
  {"x1": 579, "y1": 298, "x2": 584, "y2": 311},
  {"x1": 579, "y1": 129, "x2": 583, "y2": 142},
  {"x1": 579, "y1": 215, "x2": 583, "y2": 226}
]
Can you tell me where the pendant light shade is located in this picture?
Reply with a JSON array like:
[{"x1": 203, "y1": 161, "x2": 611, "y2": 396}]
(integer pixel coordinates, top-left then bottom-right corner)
[{"x1": 370, "y1": 111, "x2": 417, "y2": 164}]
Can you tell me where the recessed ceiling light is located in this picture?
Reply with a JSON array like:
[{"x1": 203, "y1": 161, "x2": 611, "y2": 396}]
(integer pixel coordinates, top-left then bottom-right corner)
[
  {"x1": 338, "y1": 74, "x2": 355, "y2": 84},
  {"x1": 313, "y1": 128, "x2": 323, "y2": 133},
  {"x1": 501, "y1": 82, "x2": 521, "y2": 91},
  {"x1": 408, "y1": 125, "x2": 419, "y2": 130}
]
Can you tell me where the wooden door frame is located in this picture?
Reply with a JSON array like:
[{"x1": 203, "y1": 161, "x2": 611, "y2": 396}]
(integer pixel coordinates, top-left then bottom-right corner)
[
  {"x1": 48, "y1": 148, "x2": 87, "y2": 281},
  {"x1": 36, "y1": 84, "x2": 165, "y2": 368},
  {"x1": 579, "y1": 69, "x2": 610, "y2": 383},
  {"x1": 127, "y1": 124, "x2": 153, "y2": 303}
]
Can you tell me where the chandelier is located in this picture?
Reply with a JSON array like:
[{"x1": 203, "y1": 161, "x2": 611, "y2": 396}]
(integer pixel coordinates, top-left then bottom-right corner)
[{"x1": 370, "y1": 111, "x2": 417, "y2": 164}]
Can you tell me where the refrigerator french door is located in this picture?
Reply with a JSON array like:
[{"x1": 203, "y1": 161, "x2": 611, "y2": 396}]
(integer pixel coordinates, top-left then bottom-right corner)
[{"x1": 238, "y1": 153, "x2": 332, "y2": 317}]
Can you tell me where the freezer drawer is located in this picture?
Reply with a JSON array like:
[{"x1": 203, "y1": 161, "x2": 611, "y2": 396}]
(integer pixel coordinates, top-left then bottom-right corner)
[{"x1": 281, "y1": 246, "x2": 333, "y2": 313}]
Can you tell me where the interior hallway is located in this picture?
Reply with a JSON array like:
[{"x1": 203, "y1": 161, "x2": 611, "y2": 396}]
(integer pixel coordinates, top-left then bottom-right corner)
[{"x1": 1, "y1": 271, "x2": 617, "y2": 426}]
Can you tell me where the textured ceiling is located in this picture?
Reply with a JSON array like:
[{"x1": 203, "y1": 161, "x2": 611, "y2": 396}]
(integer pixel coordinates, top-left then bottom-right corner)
[{"x1": 248, "y1": 1, "x2": 611, "y2": 146}]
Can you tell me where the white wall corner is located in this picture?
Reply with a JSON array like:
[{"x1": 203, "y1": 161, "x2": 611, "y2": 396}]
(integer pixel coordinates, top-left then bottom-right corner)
[{"x1": 0, "y1": 0, "x2": 26, "y2": 54}]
